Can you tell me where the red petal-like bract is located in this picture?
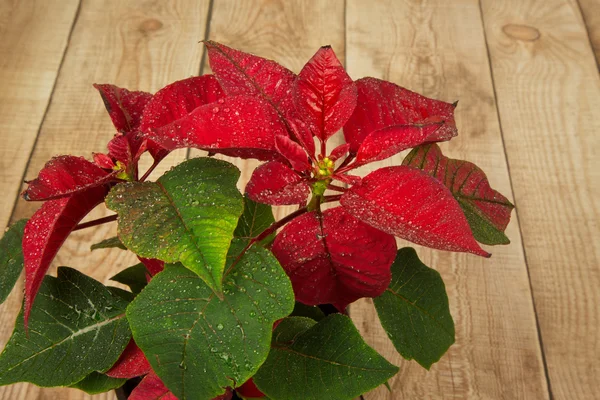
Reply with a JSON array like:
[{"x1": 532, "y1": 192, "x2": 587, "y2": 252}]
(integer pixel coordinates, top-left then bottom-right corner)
[
  {"x1": 354, "y1": 123, "x2": 444, "y2": 166},
  {"x1": 128, "y1": 371, "x2": 178, "y2": 400},
  {"x1": 23, "y1": 156, "x2": 114, "y2": 201},
  {"x1": 23, "y1": 186, "x2": 108, "y2": 326},
  {"x1": 340, "y1": 166, "x2": 489, "y2": 257},
  {"x1": 138, "y1": 257, "x2": 165, "y2": 276},
  {"x1": 93, "y1": 84, "x2": 152, "y2": 133},
  {"x1": 272, "y1": 207, "x2": 397, "y2": 310},
  {"x1": 294, "y1": 46, "x2": 357, "y2": 140},
  {"x1": 275, "y1": 135, "x2": 310, "y2": 172},
  {"x1": 106, "y1": 340, "x2": 151, "y2": 379},
  {"x1": 403, "y1": 144, "x2": 514, "y2": 236},
  {"x1": 344, "y1": 77, "x2": 457, "y2": 153},
  {"x1": 205, "y1": 41, "x2": 296, "y2": 121},
  {"x1": 288, "y1": 118, "x2": 316, "y2": 156},
  {"x1": 236, "y1": 378, "x2": 265, "y2": 398},
  {"x1": 140, "y1": 75, "x2": 224, "y2": 133},
  {"x1": 144, "y1": 95, "x2": 287, "y2": 161},
  {"x1": 329, "y1": 143, "x2": 350, "y2": 161},
  {"x1": 246, "y1": 161, "x2": 310, "y2": 206}
]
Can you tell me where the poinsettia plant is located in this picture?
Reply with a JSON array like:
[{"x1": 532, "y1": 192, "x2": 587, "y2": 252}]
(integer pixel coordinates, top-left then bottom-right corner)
[{"x1": 0, "y1": 42, "x2": 513, "y2": 400}]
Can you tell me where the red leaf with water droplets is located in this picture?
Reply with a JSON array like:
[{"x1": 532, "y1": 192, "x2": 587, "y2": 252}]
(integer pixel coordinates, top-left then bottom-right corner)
[
  {"x1": 236, "y1": 378, "x2": 265, "y2": 398},
  {"x1": 140, "y1": 75, "x2": 224, "y2": 133},
  {"x1": 329, "y1": 143, "x2": 350, "y2": 161},
  {"x1": 144, "y1": 95, "x2": 287, "y2": 161},
  {"x1": 344, "y1": 77, "x2": 457, "y2": 153},
  {"x1": 23, "y1": 186, "x2": 108, "y2": 326},
  {"x1": 23, "y1": 156, "x2": 115, "y2": 201},
  {"x1": 138, "y1": 257, "x2": 165, "y2": 276},
  {"x1": 128, "y1": 371, "x2": 178, "y2": 400},
  {"x1": 341, "y1": 166, "x2": 489, "y2": 257},
  {"x1": 294, "y1": 46, "x2": 357, "y2": 140},
  {"x1": 275, "y1": 135, "x2": 310, "y2": 172},
  {"x1": 403, "y1": 144, "x2": 514, "y2": 245},
  {"x1": 354, "y1": 123, "x2": 444, "y2": 166},
  {"x1": 246, "y1": 161, "x2": 310, "y2": 206},
  {"x1": 288, "y1": 118, "x2": 315, "y2": 156},
  {"x1": 205, "y1": 41, "x2": 296, "y2": 120},
  {"x1": 106, "y1": 339, "x2": 151, "y2": 379},
  {"x1": 272, "y1": 207, "x2": 397, "y2": 310},
  {"x1": 333, "y1": 173, "x2": 361, "y2": 186},
  {"x1": 93, "y1": 84, "x2": 152, "y2": 133}
]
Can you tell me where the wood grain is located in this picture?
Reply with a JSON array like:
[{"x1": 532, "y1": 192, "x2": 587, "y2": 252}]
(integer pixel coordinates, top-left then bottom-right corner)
[
  {"x1": 346, "y1": 0, "x2": 550, "y2": 398},
  {"x1": 191, "y1": 0, "x2": 346, "y2": 219},
  {"x1": 0, "y1": 0, "x2": 79, "y2": 229},
  {"x1": 0, "y1": 0, "x2": 211, "y2": 398},
  {"x1": 481, "y1": 0, "x2": 600, "y2": 398},
  {"x1": 577, "y1": 0, "x2": 600, "y2": 63}
]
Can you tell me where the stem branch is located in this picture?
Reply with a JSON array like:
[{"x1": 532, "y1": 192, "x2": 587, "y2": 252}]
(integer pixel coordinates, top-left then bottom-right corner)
[{"x1": 72, "y1": 214, "x2": 117, "y2": 231}]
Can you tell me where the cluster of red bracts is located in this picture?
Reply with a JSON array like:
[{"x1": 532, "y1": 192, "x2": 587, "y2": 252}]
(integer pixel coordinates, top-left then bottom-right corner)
[{"x1": 20, "y1": 41, "x2": 512, "y2": 396}]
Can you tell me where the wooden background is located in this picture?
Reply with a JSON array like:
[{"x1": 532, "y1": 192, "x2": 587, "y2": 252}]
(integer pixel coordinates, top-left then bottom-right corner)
[{"x1": 0, "y1": 0, "x2": 598, "y2": 399}]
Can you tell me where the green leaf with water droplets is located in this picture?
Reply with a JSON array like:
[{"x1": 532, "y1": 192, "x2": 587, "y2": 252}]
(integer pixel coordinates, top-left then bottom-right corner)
[
  {"x1": 106, "y1": 157, "x2": 244, "y2": 295},
  {"x1": 290, "y1": 302, "x2": 325, "y2": 321},
  {"x1": 127, "y1": 239, "x2": 294, "y2": 400},
  {"x1": 91, "y1": 236, "x2": 127, "y2": 251},
  {"x1": 0, "y1": 219, "x2": 26, "y2": 304},
  {"x1": 234, "y1": 195, "x2": 275, "y2": 245},
  {"x1": 70, "y1": 372, "x2": 125, "y2": 394},
  {"x1": 110, "y1": 263, "x2": 149, "y2": 294},
  {"x1": 253, "y1": 315, "x2": 398, "y2": 400},
  {"x1": 0, "y1": 267, "x2": 131, "y2": 387},
  {"x1": 373, "y1": 247, "x2": 454, "y2": 369}
]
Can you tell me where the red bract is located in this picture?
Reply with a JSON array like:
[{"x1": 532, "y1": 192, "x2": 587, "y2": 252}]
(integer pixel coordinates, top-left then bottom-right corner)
[
  {"x1": 22, "y1": 186, "x2": 107, "y2": 326},
  {"x1": 246, "y1": 161, "x2": 311, "y2": 206},
  {"x1": 343, "y1": 77, "x2": 458, "y2": 154},
  {"x1": 106, "y1": 340, "x2": 151, "y2": 379},
  {"x1": 129, "y1": 371, "x2": 178, "y2": 400},
  {"x1": 294, "y1": 46, "x2": 357, "y2": 141},
  {"x1": 340, "y1": 166, "x2": 489, "y2": 257},
  {"x1": 22, "y1": 156, "x2": 115, "y2": 201},
  {"x1": 272, "y1": 207, "x2": 397, "y2": 310},
  {"x1": 236, "y1": 378, "x2": 265, "y2": 398}
]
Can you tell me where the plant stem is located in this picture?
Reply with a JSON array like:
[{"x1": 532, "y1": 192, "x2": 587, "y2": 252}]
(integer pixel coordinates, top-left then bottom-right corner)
[
  {"x1": 336, "y1": 152, "x2": 355, "y2": 171},
  {"x1": 322, "y1": 194, "x2": 342, "y2": 203},
  {"x1": 72, "y1": 214, "x2": 117, "y2": 231},
  {"x1": 327, "y1": 183, "x2": 346, "y2": 193},
  {"x1": 140, "y1": 158, "x2": 161, "y2": 182}
]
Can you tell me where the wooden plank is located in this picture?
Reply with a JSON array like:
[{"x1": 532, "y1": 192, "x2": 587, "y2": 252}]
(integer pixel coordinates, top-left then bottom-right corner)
[
  {"x1": 578, "y1": 0, "x2": 600, "y2": 63},
  {"x1": 0, "y1": 0, "x2": 79, "y2": 229},
  {"x1": 0, "y1": 0, "x2": 212, "y2": 398},
  {"x1": 191, "y1": 0, "x2": 346, "y2": 219},
  {"x1": 346, "y1": 1, "x2": 550, "y2": 398},
  {"x1": 480, "y1": 0, "x2": 600, "y2": 398}
]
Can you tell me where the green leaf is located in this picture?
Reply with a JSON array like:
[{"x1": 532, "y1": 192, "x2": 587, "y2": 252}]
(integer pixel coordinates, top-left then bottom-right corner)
[
  {"x1": 106, "y1": 157, "x2": 244, "y2": 295},
  {"x1": 290, "y1": 302, "x2": 326, "y2": 321},
  {"x1": 253, "y1": 315, "x2": 399, "y2": 400},
  {"x1": 0, "y1": 219, "x2": 26, "y2": 304},
  {"x1": 127, "y1": 239, "x2": 294, "y2": 400},
  {"x1": 110, "y1": 263, "x2": 149, "y2": 294},
  {"x1": 234, "y1": 195, "x2": 275, "y2": 245},
  {"x1": 0, "y1": 267, "x2": 131, "y2": 387},
  {"x1": 91, "y1": 236, "x2": 126, "y2": 251},
  {"x1": 373, "y1": 247, "x2": 454, "y2": 369},
  {"x1": 70, "y1": 372, "x2": 125, "y2": 394}
]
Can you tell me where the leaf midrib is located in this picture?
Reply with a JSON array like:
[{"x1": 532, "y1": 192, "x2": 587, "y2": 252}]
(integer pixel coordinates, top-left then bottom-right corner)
[
  {"x1": 270, "y1": 345, "x2": 396, "y2": 373},
  {"x1": 0, "y1": 313, "x2": 125, "y2": 375},
  {"x1": 385, "y1": 287, "x2": 454, "y2": 338}
]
